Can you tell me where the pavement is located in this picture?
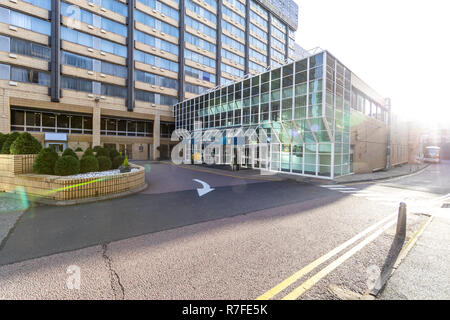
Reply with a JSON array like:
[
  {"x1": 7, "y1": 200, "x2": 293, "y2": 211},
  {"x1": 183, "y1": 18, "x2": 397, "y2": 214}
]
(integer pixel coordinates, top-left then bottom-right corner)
[
  {"x1": 335, "y1": 163, "x2": 429, "y2": 184},
  {"x1": 379, "y1": 212, "x2": 450, "y2": 300},
  {"x1": 0, "y1": 161, "x2": 448, "y2": 299}
]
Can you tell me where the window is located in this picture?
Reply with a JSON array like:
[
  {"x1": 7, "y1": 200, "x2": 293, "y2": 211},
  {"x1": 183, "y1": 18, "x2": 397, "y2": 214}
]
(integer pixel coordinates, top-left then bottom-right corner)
[
  {"x1": 99, "y1": 0, "x2": 128, "y2": 17},
  {"x1": 185, "y1": 32, "x2": 216, "y2": 54},
  {"x1": 222, "y1": 5, "x2": 245, "y2": 26},
  {"x1": 184, "y1": 49, "x2": 216, "y2": 68},
  {"x1": 186, "y1": 0, "x2": 216, "y2": 24},
  {"x1": 221, "y1": 48, "x2": 244, "y2": 66},
  {"x1": 101, "y1": 83, "x2": 127, "y2": 99},
  {"x1": 135, "y1": 50, "x2": 179, "y2": 72},
  {"x1": 61, "y1": 76, "x2": 93, "y2": 93},
  {"x1": 0, "y1": 7, "x2": 51, "y2": 35},
  {"x1": 61, "y1": 2, "x2": 127, "y2": 37},
  {"x1": 10, "y1": 67, "x2": 50, "y2": 86},
  {"x1": 135, "y1": 70, "x2": 178, "y2": 89},
  {"x1": 221, "y1": 34, "x2": 245, "y2": 53},
  {"x1": 222, "y1": 20, "x2": 245, "y2": 40},
  {"x1": 185, "y1": 65, "x2": 216, "y2": 84},
  {"x1": 10, "y1": 38, "x2": 51, "y2": 60},
  {"x1": 185, "y1": 83, "x2": 208, "y2": 95},
  {"x1": 135, "y1": 10, "x2": 179, "y2": 38},
  {"x1": 185, "y1": 16, "x2": 216, "y2": 39},
  {"x1": 138, "y1": 0, "x2": 179, "y2": 21},
  {"x1": 23, "y1": 0, "x2": 51, "y2": 10},
  {"x1": 11, "y1": 108, "x2": 94, "y2": 134},
  {"x1": 61, "y1": 27, "x2": 127, "y2": 57},
  {"x1": 135, "y1": 30, "x2": 179, "y2": 55},
  {"x1": 0, "y1": 63, "x2": 10, "y2": 80}
]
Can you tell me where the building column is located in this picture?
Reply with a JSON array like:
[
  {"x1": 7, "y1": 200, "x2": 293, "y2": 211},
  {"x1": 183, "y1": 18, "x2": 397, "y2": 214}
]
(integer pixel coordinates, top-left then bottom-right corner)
[
  {"x1": 50, "y1": 0, "x2": 61, "y2": 102},
  {"x1": 178, "y1": 0, "x2": 186, "y2": 101},
  {"x1": 153, "y1": 114, "x2": 160, "y2": 160},
  {"x1": 267, "y1": 14, "x2": 272, "y2": 67},
  {"x1": 92, "y1": 103, "x2": 101, "y2": 147},
  {"x1": 216, "y1": 0, "x2": 223, "y2": 85},
  {"x1": 127, "y1": 0, "x2": 135, "y2": 111},
  {"x1": 244, "y1": 0, "x2": 250, "y2": 74},
  {"x1": 0, "y1": 89, "x2": 10, "y2": 134}
]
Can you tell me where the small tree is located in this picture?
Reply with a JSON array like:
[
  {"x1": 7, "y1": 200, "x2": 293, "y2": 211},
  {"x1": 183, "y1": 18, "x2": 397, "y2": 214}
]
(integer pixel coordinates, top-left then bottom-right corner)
[
  {"x1": 82, "y1": 147, "x2": 94, "y2": 158},
  {"x1": 62, "y1": 147, "x2": 78, "y2": 159},
  {"x1": 80, "y1": 155, "x2": 99, "y2": 173},
  {"x1": 0, "y1": 132, "x2": 20, "y2": 154},
  {"x1": 95, "y1": 147, "x2": 110, "y2": 158},
  {"x1": 54, "y1": 155, "x2": 80, "y2": 176},
  {"x1": 97, "y1": 156, "x2": 112, "y2": 171},
  {"x1": 112, "y1": 155, "x2": 124, "y2": 169},
  {"x1": 109, "y1": 148, "x2": 120, "y2": 161},
  {"x1": 0, "y1": 133, "x2": 8, "y2": 152},
  {"x1": 119, "y1": 156, "x2": 131, "y2": 173},
  {"x1": 33, "y1": 148, "x2": 59, "y2": 175}
]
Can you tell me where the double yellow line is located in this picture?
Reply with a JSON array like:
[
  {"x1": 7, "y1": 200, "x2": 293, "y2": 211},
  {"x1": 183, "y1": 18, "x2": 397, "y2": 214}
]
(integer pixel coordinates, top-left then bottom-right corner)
[{"x1": 257, "y1": 213, "x2": 398, "y2": 300}]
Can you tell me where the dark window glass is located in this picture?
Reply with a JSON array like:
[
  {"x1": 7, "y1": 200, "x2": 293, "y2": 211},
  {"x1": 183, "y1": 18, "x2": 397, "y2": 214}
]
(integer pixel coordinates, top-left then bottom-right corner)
[
  {"x1": 11, "y1": 110, "x2": 24, "y2": 126},
  {"x1": 42, "y1": 113, "x2": 55, "y2": 131}
]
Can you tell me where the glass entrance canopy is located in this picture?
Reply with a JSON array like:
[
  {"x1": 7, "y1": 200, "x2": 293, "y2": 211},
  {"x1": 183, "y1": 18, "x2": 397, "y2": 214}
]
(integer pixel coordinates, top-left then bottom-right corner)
[{"x1": 173, "y1": 51, "x2": 351, "y2": 179}]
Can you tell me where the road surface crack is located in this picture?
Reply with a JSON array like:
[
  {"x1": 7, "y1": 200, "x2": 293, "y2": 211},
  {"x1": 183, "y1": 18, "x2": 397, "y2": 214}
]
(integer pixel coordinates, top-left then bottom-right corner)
[{"x1": 102, "y1": 243, "x2": 125, "y2": 300}]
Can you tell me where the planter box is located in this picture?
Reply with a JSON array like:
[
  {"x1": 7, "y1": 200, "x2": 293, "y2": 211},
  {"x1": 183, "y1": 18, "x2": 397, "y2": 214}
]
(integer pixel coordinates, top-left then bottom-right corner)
[
  {"x1": 0, "y1": 164, "x2": 146, "y2": 202},
  {"x1": 0, "y1": 154, "x2": 37, "y2": 176}
]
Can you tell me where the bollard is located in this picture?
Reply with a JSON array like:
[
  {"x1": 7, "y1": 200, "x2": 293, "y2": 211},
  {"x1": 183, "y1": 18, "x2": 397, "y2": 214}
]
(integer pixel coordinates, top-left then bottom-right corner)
[{"x1": 396, "y1": 202, "x2": 407, "y2": 239}]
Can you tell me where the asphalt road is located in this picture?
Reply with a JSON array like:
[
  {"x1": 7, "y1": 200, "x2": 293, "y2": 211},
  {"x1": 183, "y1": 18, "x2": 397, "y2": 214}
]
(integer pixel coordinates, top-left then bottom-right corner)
[{"x1": 0, "y1": 162, "x2": 447, "y2": 299}]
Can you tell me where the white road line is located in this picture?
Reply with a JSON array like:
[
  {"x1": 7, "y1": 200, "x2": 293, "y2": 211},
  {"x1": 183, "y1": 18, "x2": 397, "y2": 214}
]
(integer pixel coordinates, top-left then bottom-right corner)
[
  {"x1": 432, "y1": 193, "x2": 450, "y2": 202},
  {"x1": 320, "y1": 185, "x2": 346, "y2": 188},
  {"x1": 338, "y1": 190, "x2": 359, "y2": 193},
  {"x1": 351, "y1": 193, "x2": 384, "y2": 197}
]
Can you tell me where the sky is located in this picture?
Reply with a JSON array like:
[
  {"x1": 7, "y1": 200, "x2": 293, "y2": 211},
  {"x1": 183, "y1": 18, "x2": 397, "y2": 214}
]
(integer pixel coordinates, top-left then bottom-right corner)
[{"x1": 294, "y1": 0, "x2": 450, "y2": 127}]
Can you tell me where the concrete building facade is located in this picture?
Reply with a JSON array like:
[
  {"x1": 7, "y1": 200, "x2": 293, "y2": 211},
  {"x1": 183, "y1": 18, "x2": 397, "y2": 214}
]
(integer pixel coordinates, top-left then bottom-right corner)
[{"x1": 0, "y1": 0, "x2": 298, "y2": 159}]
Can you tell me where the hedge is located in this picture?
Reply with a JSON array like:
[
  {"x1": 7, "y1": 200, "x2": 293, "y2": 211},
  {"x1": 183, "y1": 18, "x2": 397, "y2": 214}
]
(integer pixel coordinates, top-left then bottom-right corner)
[
  {"x1": 10, "y1": 132, "x2": 42, "y2": 155},
  {"x1": 0, "y1": 132, "x2": 20, "y2": 154},
  {"x1": 62, "y1": 147, "x2": 78, "y2": 159},
  {"x1": 95, "y1": 147, "x2": 110, "y2": 158},
  {"x1": 97, "y1": 156, "x2": 112, "y2": 171},
  {"x1": 109, "y1": 148, "x2": 120, "y2": 161},
  {"x1": 54, "y1": 155, "x2": 80, "y2": 176},
  {"x1": 82, "y1": 148, "x2": 94, "y2": 158},
  {"x1": 33, "y1": 148, "x2": 59, "y2": 175},
  {"x1": 0, "y1": 133, "x2": 8, "y2": 152},
  {"x1": 80, "y1": 155, "x2": 99, "y2": 173},
  {"x1": 112, "y1": 155, "x2": 124, "y2": 169}
]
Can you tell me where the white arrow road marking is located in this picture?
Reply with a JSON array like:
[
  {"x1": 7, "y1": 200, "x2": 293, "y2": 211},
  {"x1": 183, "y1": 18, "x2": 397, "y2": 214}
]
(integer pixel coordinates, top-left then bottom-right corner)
[{"x1": 192, "y1": 179, "x2": 215, "y2": 197}]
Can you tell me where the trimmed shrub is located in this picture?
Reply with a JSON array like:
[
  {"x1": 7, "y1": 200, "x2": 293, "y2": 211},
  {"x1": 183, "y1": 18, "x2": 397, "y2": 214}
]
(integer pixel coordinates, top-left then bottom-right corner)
[
  {"x1": 33, "y1": 147, "x2": 59, "y2": 175},
  {"x1": 112, "y1": 155, "x2": 124, "y2": 169},
  {"x1": 95, "y1": 147, "x2": 110, "y2": 158},
  {"x1": 0, "y1": 133, "x2": 8, "y2": 152},
  {"x1": 0, "y1": 132, "x2": 20, "y2": 154},
  {"x1": 82, "y1": 148, "x2": 94, "y2": 158},
  {"x1": 74, "y1": 147, "x2": 83, "y2": 152},
  {"x1": 80, "y1": 155, "x2": 99, "y2": 173},
  {"x1": 62, "y1": 147, "x2": 78, "y2": 159},
  {"x1": 109, "y1": 148, "x2": 120, "y2": 161},
  {"x1": 54, "y1": 155, "x2": 80, "y2": 176},
  {"x1": 97, "y1": 156, "x2": 112, "y2": 171}
]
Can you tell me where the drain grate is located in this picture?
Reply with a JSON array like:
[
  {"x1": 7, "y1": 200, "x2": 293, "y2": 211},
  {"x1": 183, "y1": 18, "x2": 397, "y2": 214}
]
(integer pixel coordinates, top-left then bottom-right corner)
[{"x1": 442, "y1": 203, "x2": 450, "y2": 208}]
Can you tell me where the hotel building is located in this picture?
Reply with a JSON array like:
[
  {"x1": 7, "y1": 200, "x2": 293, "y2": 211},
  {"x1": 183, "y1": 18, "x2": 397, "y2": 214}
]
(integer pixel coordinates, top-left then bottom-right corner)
[{"x1": 0, "y1": 0, "x2": 298, "y2": 159}]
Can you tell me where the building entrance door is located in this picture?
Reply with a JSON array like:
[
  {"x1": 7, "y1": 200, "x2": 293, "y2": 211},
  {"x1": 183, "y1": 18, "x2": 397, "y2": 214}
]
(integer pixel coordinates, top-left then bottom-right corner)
[{"x1": 119, "y1": 144, "x2": 132, "y2": 159}]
